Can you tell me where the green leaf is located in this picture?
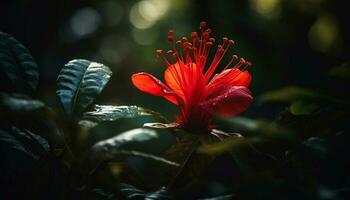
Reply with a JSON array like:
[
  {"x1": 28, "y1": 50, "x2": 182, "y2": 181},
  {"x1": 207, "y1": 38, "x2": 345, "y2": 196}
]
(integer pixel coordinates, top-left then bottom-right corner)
[
  {"x1": 165, "y1": 133, "x2": 219, "y2": 190},
  {"x1": 0, "y1": 32, "x2": 39, "y2": 95},
  {"x1": 84, "y1": 128, "x2": 179, "y2": 177},
  {"x1": 197, "y1": 136, "x2": 252, "y2": 156},
  {"x1": 259, "y1": 86, "x2": 323, "y2": 103},
  {"x1": 120, "y1": 184, "x2": 174, "y2": 200},
  {"x1": 143, "y1": 122, "x2": 178, "y2": 129},
  {"x1": 92, "y1": 128, "x2": 158, "y2": 149},
  {"x1": 302, "y1": 137, "x2": 328, "y2": 158},
  {"x1": 83, "y1": 105, "x2": 169, "y2": 124},
  {"x1": 328, "y1": 61, "x2": 350, "y2": 80},
  {"x1": 199, "y1": 194, "x2": 233, "y2": 200},
  {"x1": 0, "y1": 93, "x2": 45, "y2": 112},
  {"x1": 0, "y1": 127, "x2": 54, "y2": 199},
  {"x1": 56, "y1": 59, "x2": 112, "y2": 116},
  {"x1": 0, "y1": 93, "x2": 68, "y2": 153},
  {"x1": 83, "y1": 105, "x2": 162, "y2": 122},
  {"x1": 216, "y1": 116, "x2": 294, "y2": 139},
  {"x1": 289, "y1": 100, "x2": 320, "y2": 115}
]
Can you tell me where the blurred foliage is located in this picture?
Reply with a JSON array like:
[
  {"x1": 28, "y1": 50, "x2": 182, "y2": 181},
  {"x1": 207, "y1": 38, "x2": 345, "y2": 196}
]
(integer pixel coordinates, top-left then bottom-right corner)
[{"x1": 1, "y1": 0, "x2": 350, "y2": 199}]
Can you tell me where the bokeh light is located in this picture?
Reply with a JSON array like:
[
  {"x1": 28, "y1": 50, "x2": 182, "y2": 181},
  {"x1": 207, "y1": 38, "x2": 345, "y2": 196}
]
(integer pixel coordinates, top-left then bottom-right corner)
[
  {"x1": 251, "y1": 0, "x2": 281, "y2": 19},
  {"x1": 308, "y1": 14, "x2": 341, "y2": 53},
  {"x1": 129, "y1": 0, "x2": 170, "y2": 29}
]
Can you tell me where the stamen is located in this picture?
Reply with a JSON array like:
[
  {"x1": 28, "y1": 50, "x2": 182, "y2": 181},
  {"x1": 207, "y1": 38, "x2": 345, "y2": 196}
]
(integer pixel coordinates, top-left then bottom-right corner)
[
  {"x1": 167, "y1": 30, "x2": 175, "y2": 43},
  {"x1": 156, "y1": 49, "x2": 172, "y2": 67},
  {"x1": 200, "y1": 21, "x2": 207, "y2": 29},
  {"x1": 241, "y1": 61, "x2": 252, "y2": 71},
  {"x1": 223, "y1": 54, "x2": 239, "y2": 70}
]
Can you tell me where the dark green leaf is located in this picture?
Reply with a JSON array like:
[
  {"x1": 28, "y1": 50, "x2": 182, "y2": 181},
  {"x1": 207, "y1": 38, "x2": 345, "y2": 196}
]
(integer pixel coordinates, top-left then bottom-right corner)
[
  {"x1": 94, "y1": 128, "x2": 158, "y2": 147},
  {"x1": 146, "y1": 187, "x2": 174, "y2": 200},
  {"x1": 90, "y1": 188, "x2": 115, "y2": 200},
  {"x1": 216, "y1": 116, "x2": 294, "y2": 139},
  {"x1": 84, "y1": 128, "x2": 178, "y2": 177},
  {"x1": 199, "y1": 194, "x2": 233, "y2": 200},
  {"x1": 0, "y1": 127, "x2": 54, "y2": 199},
  {"x1": 56, "y1": 59, "x2": 112, "y2": 115},
  {"x1": 289, "y1": 100, "x2": 320, "y2": 115},
  {"x1": 302, "y1": 137, "x2": 328, "y2": 158},
  {"x1": 0, "y1": 32, "x2": 39, "y2": 95},
  {"x1": 0, "y1": 92, "x2": 45, "y2": 112},
  {"x1": 197, "y1": 136, "x2": 251, "y2": 156},
  {"x1": 165, "y1": 134, "x2": 218, "y2": 190},
  {"x1": 259, "y1": 86, "x2": 347, "y2": 109},
  {"x1": 259, "y1": 86, "x2": 323, "y2": 103},
  {"x1": 120, "y1": 184, "x2": 174, "y2": 200},
  {"x1": 0, "y1": 93, "x2": 69, "y2": 153}
]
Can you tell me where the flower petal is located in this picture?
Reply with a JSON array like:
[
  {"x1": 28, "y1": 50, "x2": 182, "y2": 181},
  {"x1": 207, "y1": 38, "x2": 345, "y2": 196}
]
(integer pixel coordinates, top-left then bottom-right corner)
[
  {"x1": 131, "y1": 72, "x2": 180, "y2": 105},
  {"x1": 164, "y1": 62, "x2": 199, "y2": 101},
  {"x1": 201, "y1": 86, "x2": 253, "y2": 116},
  {"x1": 206, "y1": 68, "x2": 252, "y2": 97},
  {"x1": 164, "y1": 62, "x2": 184, "y2": 96}
]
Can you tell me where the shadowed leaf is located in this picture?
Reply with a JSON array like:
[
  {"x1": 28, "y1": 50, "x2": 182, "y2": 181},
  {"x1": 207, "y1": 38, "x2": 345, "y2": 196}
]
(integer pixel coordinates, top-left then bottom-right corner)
[
  {"x1": 259, "y1": 86, "x2": 323, "y2": 103},
  {"x1": 197, "y1": 136, "x2": 253, "y2": 156},
  {"x1": 216, "y1": 116, "x2": 294, "y2": 139},
  {"x1": 0, "y1": 93, "x2": 70, "y2": 153},
  {"x1": 0, "y1": 32, "x2": 39, "y2": 95},
  {"x1": 83, "y1": 128, "x2": 179, "y2": 178},
  {"x1": 199, "y1": 194, "x2": 233, "y2": 200},
  {"x1": 56, "y1": 59, "x2": 112, "y2": 116},
  {"x1": 120, "y1": 184, "x2": 174, "y2": 200},
  {"x1": 289, "y1": 100, "x2": 320, "y2": 115},
  {"x1": 0, "y1": 93, "x2": 45, "y2": 112}
]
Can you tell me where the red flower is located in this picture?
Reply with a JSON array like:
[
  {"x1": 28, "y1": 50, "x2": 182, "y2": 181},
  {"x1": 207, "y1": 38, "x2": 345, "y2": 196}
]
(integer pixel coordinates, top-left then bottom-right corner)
[{"x1": 132, "y1": 22, "x2": 253, "y2": 130}]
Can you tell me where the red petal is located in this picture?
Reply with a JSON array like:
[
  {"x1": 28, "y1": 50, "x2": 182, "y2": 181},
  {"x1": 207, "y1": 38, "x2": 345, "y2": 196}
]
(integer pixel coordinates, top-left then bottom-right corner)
[
  {"x1": 164, "y1": 62, "x2": 200, "y2": 102},
  {"x1": 201, "y1": 86, "x2": 253, "y2": 116},
  {"x1": 206, "y1": 68, "x2": 252, "y2": 97},
  {"x1": 131, "y1": 72, "x2": 180, "y2": 105},
  {"x1": 164, "y1": 62, "x2": 185, "y2": 97}
]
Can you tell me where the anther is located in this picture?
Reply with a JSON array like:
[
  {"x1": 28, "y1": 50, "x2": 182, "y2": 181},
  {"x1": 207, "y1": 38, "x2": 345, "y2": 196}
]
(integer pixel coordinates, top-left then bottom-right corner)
[
  {"x1": 200, "y1": 21, "x2": 207, "y2": 29},
  {"x1": 156, "y1": 49, "x2": 163, "y2": 55},
  {"x1": 167, "y1": 30, "x2": 175, "y2": 42}
]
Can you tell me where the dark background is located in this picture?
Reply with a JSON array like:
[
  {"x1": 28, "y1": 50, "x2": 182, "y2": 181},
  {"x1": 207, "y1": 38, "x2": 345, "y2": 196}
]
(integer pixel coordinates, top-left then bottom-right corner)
[{"x1": 1, "y1": 0, "x2": 349, "y2": 198}]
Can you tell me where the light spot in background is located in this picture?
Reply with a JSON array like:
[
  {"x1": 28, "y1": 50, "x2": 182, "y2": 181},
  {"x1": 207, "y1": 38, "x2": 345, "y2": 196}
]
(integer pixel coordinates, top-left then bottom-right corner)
[
  {"x1": 139, "y1": 0, "x2": 170, "y2": 21},
  {"x1": 99, "y1": 35, "x2": 131, "y2": 65},
  {"x1": 308, "y1": 14, "x2": 340, "y2": 53},
  {"x1": 71, "y1": 8, "x2": 101, "y2": 38},
  {"x1": 99, "y1": 0, "x2": 123, "y2": 27},
  {"x1": 129, "y1": 0, "x2": 170, "y2": 29},
  {"x1": 251, "y1": 0, "x2": 281, "y2": 19},
  {"x1": 59, "y1": 7, "x2": 101, "y2": 42},
  {"x1": 132, "y1": 28, "x2": 159, "y2": 45}
]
